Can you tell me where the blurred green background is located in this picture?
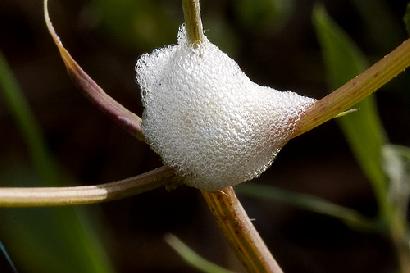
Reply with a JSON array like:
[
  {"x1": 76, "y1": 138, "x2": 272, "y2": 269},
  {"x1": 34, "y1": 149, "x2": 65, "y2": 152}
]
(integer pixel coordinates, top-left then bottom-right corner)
[{"x1": 0, "y1": 0, "x2": 409, "y2": 272}]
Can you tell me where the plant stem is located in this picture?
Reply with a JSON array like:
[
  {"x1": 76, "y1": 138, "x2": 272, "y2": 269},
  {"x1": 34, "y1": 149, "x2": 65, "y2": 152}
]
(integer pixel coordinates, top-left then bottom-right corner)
[
  {"x1": 182, "y1": 0, "x2": 204, "y2": 45},
  {"x1": 44, "y1": 0, "x2": 144, "y2": 141},
  {"x1": 292, "y1": 38, "x2": 410, "y2": 138},
  {"x1": 202, "y1": 188, "x2": 283, "y2": 273},
  {"x1": 3, "y1": 2, "x2": 407, "y2": 270},
  {"x1": 0, "y1": 166, "x2": 174, "y2": 207},
  {"x1": 182, "y1": 2, "x2": 283, "y2": 272}
]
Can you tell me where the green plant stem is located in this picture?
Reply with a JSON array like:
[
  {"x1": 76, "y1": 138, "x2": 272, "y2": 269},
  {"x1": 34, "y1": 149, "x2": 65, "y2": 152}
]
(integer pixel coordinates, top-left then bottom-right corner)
[
  {"x1": 202, "y1": 188, "x2": 283, "y2": 273},
  {"x1": 292, "y1": 38, "x2": 410, "y2": 138},
  {"x1": 182, "y1": 0, "x2": 204, "y2": 45},
  {"x1": 0, "y1": 167, "x2": 174, "y2": 207}
]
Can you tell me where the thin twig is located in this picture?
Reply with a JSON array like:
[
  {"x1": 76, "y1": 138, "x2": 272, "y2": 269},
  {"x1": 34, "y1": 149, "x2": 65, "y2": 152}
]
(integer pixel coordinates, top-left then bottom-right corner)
[
  {"x1": 44, "y1": 0, "x2": 144, "y2": 141},
  {"x1": 202, "y1": 188, "x2": 283, "y2": 273},
  {"x1": 292, "y1": 38, "x2": 410, "y2": 138},
  {"x1": 182, "y1": 0, "x2": 204, "y2": 45},
  {"x1": 0, "y1": 166, "x2": 174, "y2": 207}
]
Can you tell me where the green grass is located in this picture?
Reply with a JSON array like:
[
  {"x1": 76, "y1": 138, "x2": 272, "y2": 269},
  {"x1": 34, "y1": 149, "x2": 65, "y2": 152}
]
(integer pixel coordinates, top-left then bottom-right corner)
[{"x1": 0, "y1": 52, "x2": 115, "y2": 273}]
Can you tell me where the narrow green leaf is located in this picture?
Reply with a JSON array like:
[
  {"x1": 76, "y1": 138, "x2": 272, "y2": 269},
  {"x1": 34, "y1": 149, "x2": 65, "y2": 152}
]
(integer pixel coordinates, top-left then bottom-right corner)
[
  {"x1": 312, "y1": 5, "x2": 390, "y2": 221},
  {"x1": 238, "y1": 185, "x2": 378, "y2": 231},
  {"x1": 0, "y1": 52, "x2": 58, "y2": 183},
  {"x1": 165, "y1": 234, "x2": 234, "y2": 273},
  {"x1": 0, "y1": 53, "x2": 115, "y2": 273}
]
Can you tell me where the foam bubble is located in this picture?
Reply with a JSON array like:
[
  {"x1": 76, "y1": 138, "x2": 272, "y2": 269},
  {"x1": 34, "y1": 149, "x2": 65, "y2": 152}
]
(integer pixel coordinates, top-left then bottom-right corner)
[{"x1": 136, "y1": 26, "x2": 315, "y2": 191}]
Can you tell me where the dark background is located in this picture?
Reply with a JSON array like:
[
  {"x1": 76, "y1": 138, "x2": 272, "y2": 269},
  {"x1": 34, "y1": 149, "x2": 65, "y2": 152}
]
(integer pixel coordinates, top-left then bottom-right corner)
[{"x1": 0, "y1": 0, "x2": 409, "y2": 272}]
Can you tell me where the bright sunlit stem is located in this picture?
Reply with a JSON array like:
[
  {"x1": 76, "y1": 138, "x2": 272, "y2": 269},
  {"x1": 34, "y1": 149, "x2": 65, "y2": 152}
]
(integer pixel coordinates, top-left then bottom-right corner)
[
  {"x1": 293, "y1": 38, "x2": 410, "y2": 137},
  {"x1": 182, "y1": 0, "x2": 204, "y2": 45}
]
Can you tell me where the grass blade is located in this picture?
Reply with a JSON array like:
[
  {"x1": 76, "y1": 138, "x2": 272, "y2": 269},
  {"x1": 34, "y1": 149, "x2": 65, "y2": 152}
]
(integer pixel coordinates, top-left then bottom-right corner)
[
  {"x1": 312, "y1": 5, "x2": 389, "y2": 221},
  {"x1": 238, "y1": 184, "x2": 378, "y2": 231},
  {"x1": 165, "y1": 234, "x2": 234, "y2": 273},
  {"x1": 0, "y1": 53, "x2": 115, "y2": 273},
  {"x1": 0, "y1": 52, "x2": 58, "y2": 183}
]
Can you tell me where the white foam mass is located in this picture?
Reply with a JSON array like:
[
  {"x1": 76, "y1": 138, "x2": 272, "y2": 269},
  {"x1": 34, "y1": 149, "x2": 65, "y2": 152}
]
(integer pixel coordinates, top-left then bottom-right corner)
[{"x1": 136, "y1": 26, "x2": 316, "y2": 191}]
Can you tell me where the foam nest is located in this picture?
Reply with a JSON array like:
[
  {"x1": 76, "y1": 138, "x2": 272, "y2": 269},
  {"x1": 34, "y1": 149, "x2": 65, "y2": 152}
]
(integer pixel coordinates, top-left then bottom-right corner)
[{"x1": 136, "y1": 26, "x2": 315, "y2": 191}]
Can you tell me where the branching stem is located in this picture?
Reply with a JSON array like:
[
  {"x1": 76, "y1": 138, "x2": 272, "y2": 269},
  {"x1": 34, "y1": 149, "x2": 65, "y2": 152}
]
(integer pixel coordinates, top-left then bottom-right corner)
[
  {"x1": 292, "y1": 38, "x2": 410, "y2": 137},
  {"x1": 44, "y1": 0, "x2": 144, "y2": 140},
  {"x1": 0, "y1": 167, "x2": 174, "y2": 207},
  {"x1": 1, "y1": 2, "x2": 410, "y2": 273}
]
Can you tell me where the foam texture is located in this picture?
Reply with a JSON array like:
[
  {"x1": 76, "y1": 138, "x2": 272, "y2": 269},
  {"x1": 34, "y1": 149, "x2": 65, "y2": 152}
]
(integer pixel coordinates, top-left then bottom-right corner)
[{"x1": 136, "y1": 26, "x2": 316, "y2": 191}]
